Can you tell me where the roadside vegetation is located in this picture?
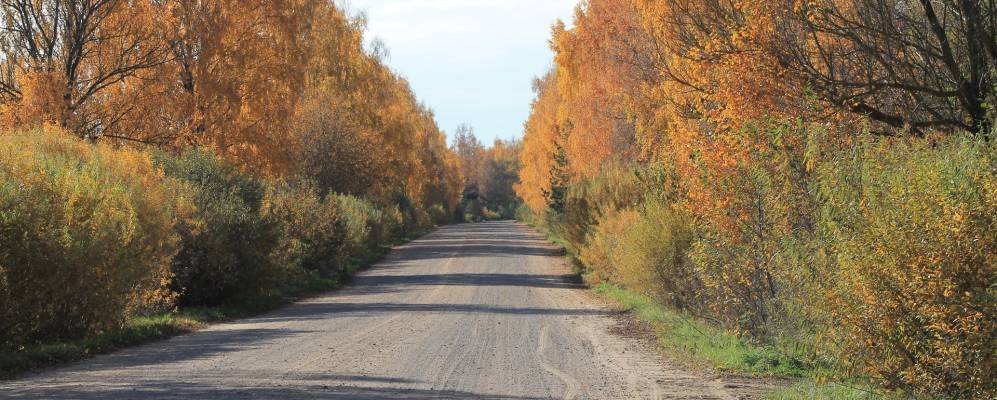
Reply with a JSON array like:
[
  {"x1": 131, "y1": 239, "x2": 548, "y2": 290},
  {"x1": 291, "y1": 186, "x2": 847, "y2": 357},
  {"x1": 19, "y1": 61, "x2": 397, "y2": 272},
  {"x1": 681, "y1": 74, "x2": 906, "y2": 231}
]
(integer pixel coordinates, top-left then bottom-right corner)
[
  {"x1": 595, "y1": 284, "x2": 809, "y2": 377},
  {"x1": 0, "y1": 1, "x2": 462, "y2": 377},
  {"x1": 517, "y1": 1, "x2": 995, "y2": 399},
  {"x1": 451, "y1": 124, "x2": 524, "y2": 222},
  {"x1": 595, "y1": 284, "x2": 885, "y2": 400},
  {"x1": 0, "y1": 129, "x2": 437, "y2": 377}
]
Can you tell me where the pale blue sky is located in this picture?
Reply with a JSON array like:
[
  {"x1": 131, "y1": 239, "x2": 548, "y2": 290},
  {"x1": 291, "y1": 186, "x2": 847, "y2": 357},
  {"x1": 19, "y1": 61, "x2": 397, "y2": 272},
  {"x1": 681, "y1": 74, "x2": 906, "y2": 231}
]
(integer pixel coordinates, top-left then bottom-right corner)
[{"x1": 341, "y1": 0, "x2": 578, "y2": 144}]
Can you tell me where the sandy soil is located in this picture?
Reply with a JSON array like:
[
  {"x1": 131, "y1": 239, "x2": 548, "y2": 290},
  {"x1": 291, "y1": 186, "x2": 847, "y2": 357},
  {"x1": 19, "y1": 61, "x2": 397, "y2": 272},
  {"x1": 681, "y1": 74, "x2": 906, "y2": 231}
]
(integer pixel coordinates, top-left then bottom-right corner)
[{"x1": 1, "y1": 221, "x2": 775, "y2": 399}]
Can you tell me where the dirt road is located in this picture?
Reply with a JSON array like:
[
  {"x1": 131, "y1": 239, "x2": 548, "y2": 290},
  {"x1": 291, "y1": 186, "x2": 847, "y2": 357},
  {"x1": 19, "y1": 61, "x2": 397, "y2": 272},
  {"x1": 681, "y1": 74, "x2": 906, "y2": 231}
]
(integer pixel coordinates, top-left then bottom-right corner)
[{"x1": 1, "y1": 221, "x2": 763, "y2": 399}]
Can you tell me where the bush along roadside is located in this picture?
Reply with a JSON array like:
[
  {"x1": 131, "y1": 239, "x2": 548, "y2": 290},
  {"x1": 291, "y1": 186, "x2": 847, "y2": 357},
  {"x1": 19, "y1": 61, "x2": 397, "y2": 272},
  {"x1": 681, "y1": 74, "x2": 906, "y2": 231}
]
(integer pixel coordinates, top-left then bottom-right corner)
[
  {"x1": 517, "y1": 123, "x2": 995, "y2": 399},
  {"x1": 523, "y1": 220, "x2": 896, "y2": 400},
  {"x1": 0, "y1": 129, "x2": 441, "y2": 378}
]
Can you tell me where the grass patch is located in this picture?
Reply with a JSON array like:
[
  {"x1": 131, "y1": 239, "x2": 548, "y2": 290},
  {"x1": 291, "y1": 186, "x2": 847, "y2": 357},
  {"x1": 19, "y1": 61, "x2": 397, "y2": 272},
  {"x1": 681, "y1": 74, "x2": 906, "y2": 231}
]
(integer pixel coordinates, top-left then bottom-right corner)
[
  {"x1": 594, "y1": 283, "x2": 809, "y2": 377},
  {"x1": 0, "y1": 310, "x2": 215, "y2": 379},
  {"x1": 765, "y1": 380, "x2": 890, "y2": 400},
  {"x1": 594, "y1": 283, "x2": 896, "y2": 399},
  {"x1": 0, "y1": 229, "x2": 427, "y2": 379}
]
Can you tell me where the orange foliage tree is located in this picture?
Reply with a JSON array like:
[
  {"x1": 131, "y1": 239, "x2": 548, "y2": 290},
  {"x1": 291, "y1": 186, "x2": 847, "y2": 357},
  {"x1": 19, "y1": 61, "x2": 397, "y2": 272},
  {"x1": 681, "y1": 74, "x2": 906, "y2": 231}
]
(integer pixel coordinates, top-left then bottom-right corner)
[
  {"x1": 0, "y1": 0, "x2": 463, "y2": 214},
  {"x1": 0, "y1": 0, "x2": 168, "y2": 136},
  {"x1": 516, "y1": 72, "x2": 563, "y2": 213},
  {"x1": 127, "y1": 0, "x2": 318, "y2": 170}
]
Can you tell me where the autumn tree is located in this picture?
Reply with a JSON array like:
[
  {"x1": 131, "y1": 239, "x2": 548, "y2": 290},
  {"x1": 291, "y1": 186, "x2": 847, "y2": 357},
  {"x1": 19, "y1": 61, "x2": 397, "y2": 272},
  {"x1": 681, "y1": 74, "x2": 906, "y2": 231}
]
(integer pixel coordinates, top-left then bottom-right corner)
[
  {"x1": 637, "y1": 0, "x2": 996, "y2": 137},
  {"x1": 124, "y1": 0, "x2": 320, "y2": 169},
  {"x1": 0, "y1": 0, "x2": 464, "y2": 214},
  {"x1": 297, "y1": 5, "x2": 461, "y2": 211},
  {"x1": 416, "y1": 118, "x2": 464, "y2": 216},
  {"x1": 481, "y1": 138, "x2": 523, "y2": 217},
  {"x1": 293, "y1": 89, "x2": 382, "y2": 197},
  {"x1": 0, "y1": 0, "x2": 167, "y2": 137},
  {"x1": 550, "y1": 1, "x2": 654, "y2": 176},
  {"x1": 452, "y1": 124, "x2": 486, "y2": 189},
  {"x1": 451, "y1": 125, "x2": 524, "y2": 220},
  {"x1": 781, "y1": 0, "x2": 996, "y2": 135},
  {"x1": 543, "y1": 139, "x2": 571, "y2": 215},
  {"x1": 516, "y1": 72, "x2": 564, "y2": 213}
]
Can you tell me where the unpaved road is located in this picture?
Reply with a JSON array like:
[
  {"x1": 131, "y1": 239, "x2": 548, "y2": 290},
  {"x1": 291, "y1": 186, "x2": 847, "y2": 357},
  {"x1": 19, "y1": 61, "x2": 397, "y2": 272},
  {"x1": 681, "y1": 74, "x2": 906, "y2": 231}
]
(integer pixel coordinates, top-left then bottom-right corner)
[{"x1": 1, "y1": 221, "x2": 768, "y2": 399}]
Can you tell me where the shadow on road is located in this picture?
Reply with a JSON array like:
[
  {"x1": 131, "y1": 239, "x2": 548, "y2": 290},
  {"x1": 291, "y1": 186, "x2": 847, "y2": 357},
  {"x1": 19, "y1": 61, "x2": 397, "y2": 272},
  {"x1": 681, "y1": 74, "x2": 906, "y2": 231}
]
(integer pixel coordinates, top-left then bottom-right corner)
[
  {"x1": 352, "y1": 272, "x2": 579, "y2": 291},
  {"x1": 0, "y1": 221, "x2": 586, "y2": 400},
  {"x1": 381, "y1": 220, "x2": 567, "y2": 262},
  {"x1": 5, "y1": 379, "x2": 548, "y2": 399},
  {"x1": 80, "y1": 328, "x2": 312, "y2": 370},
  {"x1": 250, "y1": 301, "x2": 612, "y2": 324}
]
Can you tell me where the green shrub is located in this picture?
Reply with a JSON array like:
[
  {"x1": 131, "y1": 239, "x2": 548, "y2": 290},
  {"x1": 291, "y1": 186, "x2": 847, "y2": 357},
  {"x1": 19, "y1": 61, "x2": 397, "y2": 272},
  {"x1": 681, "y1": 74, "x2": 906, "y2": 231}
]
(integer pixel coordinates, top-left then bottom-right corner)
[
  {"x1": 428, "y1": 203, "x2": 450, "y2": 225},
  {"x1": 0, "y1": 129, "x2": 180, "y2": 348},
  {"x1": 556, "y1": 161, "x2": 667, "y2": 256},
  {"x1": 263, "y1": 180, "x2": 349, "y2": 278},
  {"x1": 578, "y1": 208, "x2": 635, "y2": 284},
  {"x1": 532, "y1": 162, "x2": 661, "y2": 258},
  {"x1": 413, "y1": 207, "x2": 433, "y2": 231},
  {"x1": 388, "y1": 192, "x2": 421, "y2": 235},
  {"x1": 461, "y1": 197, "x2": 484, "y2": 222},
  {"x1": 153, "y1": 149, "x2": 279, "y2": 307},
  {"x1": 556, "y1": 186, "x2": 596, "y2": 254},
  {"x1": 514, "y1": 203, "x2": 535, "y2": 223},
  {"x1": 685, "y1": 122, "x2": 820, "y2": 342},
  {"x1": 621, "y1": 199, "x2": 698, "y2": 309},
  {"x1": 816, "y1": 134, "x2": 996, "y2": 399},
  {"x1": 482, "y1": 208, "x2": 502, "y2": 221},
  {"x1": 335, "y1": 194, "x2": 380, "y2": 251},
  {"x1": 380, "y1": 205, "x2": 406, "y2": 240},
  {"x1": 580, "y1": 197, "x2": 698, "y2": 310}
]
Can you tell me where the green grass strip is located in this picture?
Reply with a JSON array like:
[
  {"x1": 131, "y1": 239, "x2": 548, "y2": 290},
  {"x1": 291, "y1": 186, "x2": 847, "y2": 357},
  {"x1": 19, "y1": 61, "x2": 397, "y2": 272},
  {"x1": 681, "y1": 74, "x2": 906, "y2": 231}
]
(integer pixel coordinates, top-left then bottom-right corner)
[
  {"x1": 594, "y1": 283, "x2": 809, "y2": 377},
  {"x1": 594, "y1": 283, "x2": 892, "y2": 399}
]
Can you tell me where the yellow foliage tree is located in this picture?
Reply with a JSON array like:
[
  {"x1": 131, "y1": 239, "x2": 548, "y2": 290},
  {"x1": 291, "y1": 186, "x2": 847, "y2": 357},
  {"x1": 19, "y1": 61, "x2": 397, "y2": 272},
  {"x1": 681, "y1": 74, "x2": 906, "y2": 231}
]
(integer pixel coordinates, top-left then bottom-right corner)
[{"x1": 516, "y1": 72, "x2": 563, "y2": 213}]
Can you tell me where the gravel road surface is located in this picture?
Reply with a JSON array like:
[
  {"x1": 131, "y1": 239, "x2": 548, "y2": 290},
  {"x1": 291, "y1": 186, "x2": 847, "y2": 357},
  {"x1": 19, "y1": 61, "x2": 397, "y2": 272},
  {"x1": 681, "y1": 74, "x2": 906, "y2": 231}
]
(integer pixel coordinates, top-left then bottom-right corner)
[{"x1": 1, "y1": 221, "x2": 767, "y2": 399}]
